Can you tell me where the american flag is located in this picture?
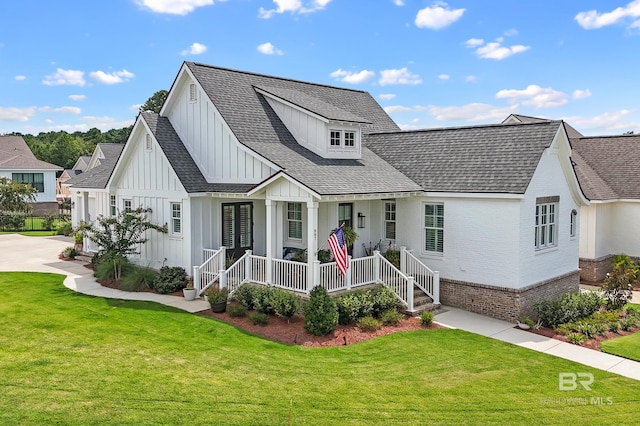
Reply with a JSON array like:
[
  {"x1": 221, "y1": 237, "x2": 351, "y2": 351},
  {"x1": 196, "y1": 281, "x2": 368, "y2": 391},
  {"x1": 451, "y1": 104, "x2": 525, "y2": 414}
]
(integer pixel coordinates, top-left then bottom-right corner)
[{"x1": 328, "y1": 227, "x2": 349, "y2": 275}]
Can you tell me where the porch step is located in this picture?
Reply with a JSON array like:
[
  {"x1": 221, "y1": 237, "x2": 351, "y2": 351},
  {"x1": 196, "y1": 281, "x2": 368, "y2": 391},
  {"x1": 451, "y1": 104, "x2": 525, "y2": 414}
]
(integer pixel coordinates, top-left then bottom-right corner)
[
  {"x1": 404, "y1": 285, "x2": 440, "y2": 316},
  {"x1": 74, "y1": 252, "x2": 93, "y2": 264}
]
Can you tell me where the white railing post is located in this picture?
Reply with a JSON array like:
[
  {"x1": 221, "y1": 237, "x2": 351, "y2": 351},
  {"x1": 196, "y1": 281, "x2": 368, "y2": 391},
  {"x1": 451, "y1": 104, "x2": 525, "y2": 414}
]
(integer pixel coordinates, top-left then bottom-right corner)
[
  {"x1": 400, "y1": 246, "x2": 407, "y2": 274},
  {"x1": 407, "y1": 276, "x2": 415, "y2": 312},
  {"x1": 219, "y1": 269, "x2": 227, "y2": 289},
  {"x1": 313, "y1": 260, "x2": 320, "y2": 294},
  {"x1": 245, "y1": 250, "x2": 252, "y2": 282},
  {"x1": 346, "y1": 255, "x2": 352, "y2": 290},
  {"x1": 373, "y1": 250, "x2": 381, "y2": 283},
  {"x1": 433, "y1": 271, "x2": 440, "y2": 305},
  {"x1": 219, "y1": 246, "x2": 226, "y2": 271},
  {"x1": 193, "y1": 265, "x2": 201, "y2": 293}
]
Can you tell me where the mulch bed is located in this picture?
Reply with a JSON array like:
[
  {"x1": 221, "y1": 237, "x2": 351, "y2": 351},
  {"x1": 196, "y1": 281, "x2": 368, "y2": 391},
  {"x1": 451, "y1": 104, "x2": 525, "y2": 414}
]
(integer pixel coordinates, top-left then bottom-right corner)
[{"x1": 517, "y1": 323, "x2": 640, "y2": 351}]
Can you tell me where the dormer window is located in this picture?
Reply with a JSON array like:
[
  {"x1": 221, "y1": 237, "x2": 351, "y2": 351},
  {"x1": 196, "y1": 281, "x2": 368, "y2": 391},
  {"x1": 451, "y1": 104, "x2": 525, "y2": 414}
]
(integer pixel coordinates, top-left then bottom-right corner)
[{"x1": 329, "y1": 129, "x2": 357, "y2": 149}]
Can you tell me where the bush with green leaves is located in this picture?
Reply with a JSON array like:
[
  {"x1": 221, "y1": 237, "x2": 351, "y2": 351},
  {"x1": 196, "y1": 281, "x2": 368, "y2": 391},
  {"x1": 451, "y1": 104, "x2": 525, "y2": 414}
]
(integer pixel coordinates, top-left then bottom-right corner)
[
  {"x1": 566, "y1": 332, "x2": 585, "y2": 345},
  {"x1": 357, "y1": 316, "x2": 382, "y2": 332},
  {"x1": 227, "y1": 305, "x2": 246, "y2": 318},
  {"x1": 619, "y1": 317, "x2": 637, "y2": 332},
  {"x1": 61, "y1": 246, "x2": 77, "y2": 259},
  {"x1": 269, "y1": 289, "x2": 300, "y2": 320},
  {"x1": 249, "y1": 312, "x2": 269, "y2": 326},
  {"x1": 94, "y1": 254, "x2": 133, "y2": 282},
  {"x1": 233, "y1": 283, "x2": 259, "y2": 309},
  {"x1": 535, "y1": 291, "x2": 603, "y2": 327},
  {"x1": 369, "y1": 285, "x2": 399, "y2": 317},
  {"x1": 380, "y1": 309, "x2": 402, "y2": 326},
  {"x1": 42, "y1": 214, "x2": 56, "y2": 231},
  {"x1": 383, "y1": 249, "x2": 400, "y2": 269},
  {"x1": 336, "y1": 290, "x2": 373, "y2": 325},
  {"x1": 624, "y1": 304, "x2": 640, "y2": 319},
  {"x1": 419, "y1": 311, "x2": 434, "y2": 326},
  {"x1": 608, "y1": 322, "x2": 620, "y2": 333},
  {"x1": 0, "y1": 211, "x2": 27, "y2": 231},
  {"x1": 121, "y1": 266, "x2": 159, "y2": 292},
  {"x1": 303, "y1": 286, "x2": 338, "y2": 336},
  {"x1": 253, "y1": 286, "x2": 275, "y2": 315},
  {"x1": 602, "y1": 256, "x2": 636, "y2": 310},
  {"x1": 152, "y1": 266, "x2": 188, "y2": 294}
]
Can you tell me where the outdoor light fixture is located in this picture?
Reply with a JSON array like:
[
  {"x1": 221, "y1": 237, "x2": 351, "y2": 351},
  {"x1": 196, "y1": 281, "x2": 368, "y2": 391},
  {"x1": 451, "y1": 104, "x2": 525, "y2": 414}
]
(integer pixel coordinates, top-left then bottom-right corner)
[{"x1": 357, "y1": 212, "x2": 366, "y2": 228}]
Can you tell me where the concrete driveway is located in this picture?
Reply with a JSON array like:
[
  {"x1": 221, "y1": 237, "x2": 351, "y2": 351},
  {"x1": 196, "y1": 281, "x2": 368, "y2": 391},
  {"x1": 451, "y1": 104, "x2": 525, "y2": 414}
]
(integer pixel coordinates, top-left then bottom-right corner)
[{"x1": 0, "y1": 234, "x2": 74, "y2": 274}]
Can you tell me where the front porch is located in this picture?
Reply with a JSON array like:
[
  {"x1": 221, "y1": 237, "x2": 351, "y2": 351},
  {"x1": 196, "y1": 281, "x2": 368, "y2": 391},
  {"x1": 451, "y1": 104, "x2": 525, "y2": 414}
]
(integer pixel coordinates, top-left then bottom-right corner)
[{"x1": 193, "y1": 246, "x2": 440, "y2": 313}]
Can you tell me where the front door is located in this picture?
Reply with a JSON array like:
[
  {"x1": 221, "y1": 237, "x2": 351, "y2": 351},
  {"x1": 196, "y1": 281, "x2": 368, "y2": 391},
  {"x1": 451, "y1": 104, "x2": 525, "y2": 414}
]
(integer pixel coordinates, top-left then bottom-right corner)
[{"x1": 222, "y1": 202, "x2": 253, "y2": 261}]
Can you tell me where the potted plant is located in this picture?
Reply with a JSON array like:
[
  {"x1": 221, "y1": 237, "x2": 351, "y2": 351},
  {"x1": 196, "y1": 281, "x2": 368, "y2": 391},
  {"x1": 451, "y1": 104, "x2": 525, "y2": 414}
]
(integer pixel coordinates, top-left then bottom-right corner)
[
  {"x1": 206, "y1": 284, "x2": 229, "y2": 313},
  {"x1": 517, "y1": 317, "x2": 534, "y2": 330},
  {"x1": 183, "y1": 277, "x2": 197, "y2": 301},
  {"x1": 73, "y1": 230, "x2": 84, "y2": 252}
]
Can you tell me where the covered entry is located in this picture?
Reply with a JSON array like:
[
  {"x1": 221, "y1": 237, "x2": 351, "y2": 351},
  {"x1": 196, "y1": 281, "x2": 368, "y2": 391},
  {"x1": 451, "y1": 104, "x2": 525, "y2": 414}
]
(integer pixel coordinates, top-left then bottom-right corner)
[{"x1": 222, "y1": 202, "x2": 253, "y2": 260}]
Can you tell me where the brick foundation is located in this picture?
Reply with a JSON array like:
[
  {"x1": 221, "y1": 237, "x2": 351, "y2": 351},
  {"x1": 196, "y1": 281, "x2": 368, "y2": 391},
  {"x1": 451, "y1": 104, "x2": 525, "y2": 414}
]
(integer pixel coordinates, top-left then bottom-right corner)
[
  {"x1": 440, "y1": 270, "x2": 580, "y2": 322},
  {"x1": 30, "y1": 202, "x2": 60, "y2": 216}
]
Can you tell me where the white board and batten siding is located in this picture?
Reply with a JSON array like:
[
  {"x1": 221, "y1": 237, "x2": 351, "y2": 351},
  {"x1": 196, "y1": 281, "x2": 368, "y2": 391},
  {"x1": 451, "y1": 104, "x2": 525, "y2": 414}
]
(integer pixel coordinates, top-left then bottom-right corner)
[
  {"x1": 113, "y1": 127, "x2": 191, "y2": 271},
  {"x1": 167, "y1": 76, "x2": 275, "y2": 184}
]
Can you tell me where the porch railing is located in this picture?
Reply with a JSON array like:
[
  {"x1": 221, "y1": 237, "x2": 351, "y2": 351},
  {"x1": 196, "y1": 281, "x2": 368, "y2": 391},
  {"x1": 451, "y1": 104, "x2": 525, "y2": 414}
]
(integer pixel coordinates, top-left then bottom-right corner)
[{"x1": 192, "y1": 247, "x2": 440, "y2": 311}]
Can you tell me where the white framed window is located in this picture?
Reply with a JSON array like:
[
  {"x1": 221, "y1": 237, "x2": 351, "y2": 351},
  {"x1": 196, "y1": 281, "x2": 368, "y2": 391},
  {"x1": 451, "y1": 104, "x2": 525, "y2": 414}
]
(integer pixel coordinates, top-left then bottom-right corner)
[
  {"x1": 384, "y1": 201, "x2": 396, "y2": 240},
  {"x1": 287, "y1": 202, "x2": 303, "y2": 240},
  {"x1": 344, "y1": 131, "x2": 355, "y2": 147},
  {"x1": 145, "y1": 134, "x2": 152, "y2": 150},
  {"x1": 535, "y1": 196, "x2": 558, "y2": 250},
  {"x1": 189, "y1": 83, "x2": 197, "y2": 102},
  {"x1": 12, "y1": 173, "x2": 44, "y2": 192},
  {"x1": 330, "y1": 130, "x2": 341, "y2": 146},
  {"x1": 570, "y1": 209, "x2": 577, "y2": 238},
  {"x1": 123, "y1": 199, "x2": 132, "y2": 213},
  {"x1": 424, "y1": 203, "x2": 444, "y2": 253},
  {"x1": 110, "y1": 195, "x2": 116, "y2": 216},
  {"x1": 329, "y1": 129, "x2": 358, "y2": 149},
  {"x1": 171, "y1": 202, "x2": 182, "y2": 235}
]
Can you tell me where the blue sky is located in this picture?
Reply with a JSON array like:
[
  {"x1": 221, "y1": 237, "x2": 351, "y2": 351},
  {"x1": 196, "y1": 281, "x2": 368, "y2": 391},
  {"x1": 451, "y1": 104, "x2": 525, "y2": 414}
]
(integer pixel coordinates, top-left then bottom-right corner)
[{"x1": 1, "y1": 0, "x2": 639, "y2": 136}]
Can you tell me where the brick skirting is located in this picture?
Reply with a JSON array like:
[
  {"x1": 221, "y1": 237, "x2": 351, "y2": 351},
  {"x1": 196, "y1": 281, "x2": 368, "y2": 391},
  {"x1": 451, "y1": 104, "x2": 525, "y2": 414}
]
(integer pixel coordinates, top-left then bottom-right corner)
[{"x1": 440, "y1": 270, "x2": 580, "y2": 322}]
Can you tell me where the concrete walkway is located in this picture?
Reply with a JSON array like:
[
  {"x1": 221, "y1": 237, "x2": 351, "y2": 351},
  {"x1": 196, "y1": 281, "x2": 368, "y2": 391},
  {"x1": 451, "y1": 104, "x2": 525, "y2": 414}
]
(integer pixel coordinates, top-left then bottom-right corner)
[{"x1": 1, "y1": 234, "x2": 639, "y2": 381}]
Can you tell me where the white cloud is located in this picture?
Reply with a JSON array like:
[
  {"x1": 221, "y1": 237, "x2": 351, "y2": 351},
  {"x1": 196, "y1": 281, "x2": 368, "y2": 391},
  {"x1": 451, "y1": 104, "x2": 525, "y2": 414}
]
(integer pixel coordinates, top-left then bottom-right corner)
[
  {"x1": 428, "y1": 103, "x2": 518, "y2": 122},
  {"x1": 465, "y1": 38, "x2": 484, "y2": 48},
  {"x1": 69, "y1": 94, "x2": 86, "y2": 101},
  {"x1": 14, "y1": 75, "x2": 26, "y2": 81},
  {"x1": 469, "y1": 37, "x2": 530, "y2": 60},
  {"x1": 563, "y1": 110, "x2": 639, "y2": 133},
  {"x1": 43, "y1": 68, "x2": 85, "y2": 86},
  {"x1": 504, "y1": 28, "x2": 518, "y2": 36},
  {"x1": 465, "y1": 75, "x2": 476, "y2": 82},
  {"x1": 257, "y1": 42, "x2": 284, "y2": 55},
  {"x1": 379, "y1": 68, "x2": 422, "y2": 86},
  {"x1": 572, "y1": 89, "x2": 592, "y2": 100},
  {"x1": 181, "y1": 42, "x2": 207, "y2": 55},
  {"x1": 415, "y1": 2, "x2": 465, "y2": 30},
  {"x1": 393, "y1": 0, "x2": 404, "y2": 5},
  {"x1": 136, "y1": 0, "x2": 214, "y2": 15},
  {"x1": 575, "y1": 0, "x2": 640, "y2": 29},
  {"x1": 384, "y1": 105, "x2": 426, "y2": 114},
  {"x1": 259, "y1": 0, "x2": 331, "y2": 19},
  {"x1": 23, "y1": 116, "x2": 136, "y2": 133},
  {"x1": 130, "y1": 104, "x2": 143, "y2": 113},
  {"x1": 438, "y1": 74, "x2": 450, "y2": 80},
  {"x1": 0, "y1": 106, "x2": 36, "y2": 122},
  {"x1": 53, "y1": 106, "x2": 81, "y2": 114},
  {"x1": 89, "y1": 69, "x2": 135, "y2": 85},
  {"x1": 330, "y1": 68, "x2": 375, "y2": 84},
  {"x1": 378, "y1": 93, "x2": 396, "y2": 100},
  {"x1": 496, "y1": 85, "x2": 568, "y2": 108}
]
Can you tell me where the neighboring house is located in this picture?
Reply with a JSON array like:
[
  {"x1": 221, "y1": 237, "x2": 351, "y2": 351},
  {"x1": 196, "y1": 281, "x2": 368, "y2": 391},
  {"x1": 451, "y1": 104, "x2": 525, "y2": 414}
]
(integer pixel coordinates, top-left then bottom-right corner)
[
  {"x1": 68, "y1": 62, "x2": 589, "y2": 321},
  {"x1": 65, "y1": 143, "x2": 125, "y2": 228},
  {"x1": 571, "y1": 134, "x2": 640, "y2": 282},
  {"x1": 0, "y1": 135, "x2": 62, "y2": 214},
  {"x1": 57, "y1": 155, "x2": 92, "y2": 202}
]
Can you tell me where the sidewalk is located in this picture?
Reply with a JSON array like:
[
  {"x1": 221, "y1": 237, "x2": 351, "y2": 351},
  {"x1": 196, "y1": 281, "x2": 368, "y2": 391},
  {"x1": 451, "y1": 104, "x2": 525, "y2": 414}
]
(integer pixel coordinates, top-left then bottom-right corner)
[{"x1": 1, "y1": 234, "x2": 639, "y2": 381}]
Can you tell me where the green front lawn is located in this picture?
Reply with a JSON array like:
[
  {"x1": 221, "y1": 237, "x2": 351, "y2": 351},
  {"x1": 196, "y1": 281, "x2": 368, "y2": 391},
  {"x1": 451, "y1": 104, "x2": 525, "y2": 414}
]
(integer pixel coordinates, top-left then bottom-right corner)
[
  {"x1": 601, "y1": 331, "x2": 640, "y2": 361},
  {"x1": 1, "y1": 272, "x2": 639, "y2": 425},
  {"x1": 0, "y1": 231, "x2": 57, "y2": 236}
]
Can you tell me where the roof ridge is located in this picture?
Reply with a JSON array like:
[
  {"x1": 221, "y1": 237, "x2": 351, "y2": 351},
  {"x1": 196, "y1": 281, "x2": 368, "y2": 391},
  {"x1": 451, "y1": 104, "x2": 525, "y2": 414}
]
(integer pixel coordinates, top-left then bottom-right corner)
[
  {"x1": 187, "y1": 61, "x2": 368, "y2": 94},
  {"x1": 573, "y1": 134, "x2": 640, "y2": 141},
  {"x1": 368, "y1": 120, "x2": 561, "y2": 136}
]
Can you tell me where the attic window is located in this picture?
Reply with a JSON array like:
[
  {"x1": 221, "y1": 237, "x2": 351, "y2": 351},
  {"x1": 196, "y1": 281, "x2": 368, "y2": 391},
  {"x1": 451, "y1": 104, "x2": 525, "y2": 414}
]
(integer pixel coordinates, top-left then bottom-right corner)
[
  {"x1": 145, "y1": 134, "x2": 152, "y2": 150},
  {"x1": 189, "y1": 83, "x2": 197, "y2": 102},
  {"x1": 329, "y1": 129, "x2": 357, "y2": 149}
]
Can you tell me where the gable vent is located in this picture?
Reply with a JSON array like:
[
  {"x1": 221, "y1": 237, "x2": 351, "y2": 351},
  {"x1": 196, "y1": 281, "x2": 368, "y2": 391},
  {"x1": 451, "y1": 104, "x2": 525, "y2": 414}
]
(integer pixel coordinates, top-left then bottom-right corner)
[{"x1": 189, "y1": 83, "x2": 197, "y2": 102}]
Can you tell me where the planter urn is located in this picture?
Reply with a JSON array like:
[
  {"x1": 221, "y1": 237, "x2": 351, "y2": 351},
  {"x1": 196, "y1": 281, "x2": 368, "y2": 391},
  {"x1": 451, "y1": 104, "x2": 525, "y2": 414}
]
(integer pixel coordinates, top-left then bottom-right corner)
[
  {"x1": 210, "y1": 301, "x2": 227, "y2": 313},
  {"x1": 183, "y1": 287, "x2": 197, "y2": 301}
]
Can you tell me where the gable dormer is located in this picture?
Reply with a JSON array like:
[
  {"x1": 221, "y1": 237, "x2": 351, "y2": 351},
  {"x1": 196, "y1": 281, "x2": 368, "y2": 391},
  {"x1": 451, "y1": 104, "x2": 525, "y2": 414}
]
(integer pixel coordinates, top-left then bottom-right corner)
[{"x1": 255, "y1": 86, "x2": 369, "y2": 160}]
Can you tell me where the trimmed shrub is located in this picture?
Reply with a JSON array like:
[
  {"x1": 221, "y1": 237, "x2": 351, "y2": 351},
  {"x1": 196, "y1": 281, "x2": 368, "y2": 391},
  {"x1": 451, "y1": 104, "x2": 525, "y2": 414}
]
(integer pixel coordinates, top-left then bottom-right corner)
[
  {"x1": 227, "y1": 305, "x2": 246, "y2": 318},
  {"x1": 336, "y1": 290, "x2": 372, "y2": 325},
  {"x1": 152, "y1": 266, "x2": 188, "y2": 294},
  {"x1": 620, "y1": 317, "x2": 637, "y2": 332},
  {"x1": 566, "y1": 332, "x2": 585, "y2": 345},
  {"x1": 233, "y1": 283, "x2": 259, "y2": 310},
  {"x1": 370, "y1": 285, "x2": 399, "y2": 317},
  {"x1": 357, "y1": 316, "x2": 382, "y2": 332},
  {"x1": 419, "y1": 311, "x2": 434, "y2": 326},
  {"x1": 380, "y1": 309, "x2": 402, "y2": 326},
  {"x1": 253, "y1": 286, "x2": 275, "y2": 315},
  {"x1": 270, "y1": 290, "x2": 300, "y2": 320},
  {"x1": 249, "y1": 312, "x2": 269, "y2": 326},
  {"x1": 121, "y1": 266, "x2": 159, "y2": 292},
  {"x1": 576, "y1": 322, "x2": 596, "y2": 338},
  {"x1": 624, "y1": 304, "x2": 640, "y2": 319},
  {"x1": 535, "y1": 291, "x2": 603, "y2": 327},
  {"x1": 303, "y1": 286, "x2": 338, "y2": 336}
]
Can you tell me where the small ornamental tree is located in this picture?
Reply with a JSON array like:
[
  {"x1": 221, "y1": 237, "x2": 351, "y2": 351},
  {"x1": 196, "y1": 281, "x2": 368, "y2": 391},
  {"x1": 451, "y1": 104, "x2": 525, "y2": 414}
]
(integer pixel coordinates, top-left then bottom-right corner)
[
  {"x1": 0, "y1": 177, "x2": 36, "y2": 213},
  {"x1": 80, "y1": 207, "x2": 167, "y2": 280},
  {"x1": 602, "y1": 255, "x2": 637, "y2": 310}
]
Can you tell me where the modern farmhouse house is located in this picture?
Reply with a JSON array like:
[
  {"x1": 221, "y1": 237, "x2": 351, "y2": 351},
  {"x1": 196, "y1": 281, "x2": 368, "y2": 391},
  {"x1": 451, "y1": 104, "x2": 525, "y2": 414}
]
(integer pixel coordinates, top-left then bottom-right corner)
[{"x1": 69, "y1": 62, "x2": 589, "y2": 321}]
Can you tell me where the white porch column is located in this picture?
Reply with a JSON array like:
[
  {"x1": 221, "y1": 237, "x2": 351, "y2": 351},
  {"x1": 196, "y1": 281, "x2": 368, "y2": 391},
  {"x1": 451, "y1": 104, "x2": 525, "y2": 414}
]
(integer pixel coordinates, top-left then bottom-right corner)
[
  {"x1": 306, "y1": 201, "x2": 318, "y2": 292},
  {"x1": 265, "y1": 199, "x2": 275, "y2": 284}
]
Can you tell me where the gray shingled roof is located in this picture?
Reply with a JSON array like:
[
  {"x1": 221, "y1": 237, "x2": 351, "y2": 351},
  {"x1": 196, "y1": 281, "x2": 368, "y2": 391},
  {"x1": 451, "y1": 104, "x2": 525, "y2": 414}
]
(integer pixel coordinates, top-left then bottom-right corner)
[
  {"x1": 142, "y1": 112, "x2": 255, "y2": 193},
  {"x1": 365, "y1": 121, "x2": 562, "y2": 194},
  {"x1": 571, "y1": 134, "x2": 640, "y2": 200},
  {"x1": 183, "y1": 62, "x2": 421, "y2": 195},
  {"x1": 66, "y1": 144, "x2": 124, "y2": 189},
  {"x1": 0, "y1": 135, "x2": 62, "y2": 170}
]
